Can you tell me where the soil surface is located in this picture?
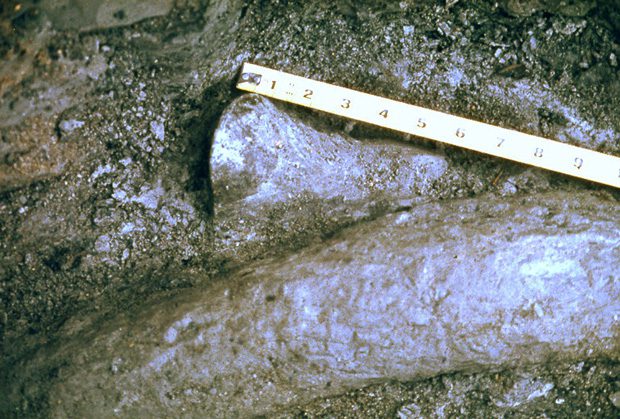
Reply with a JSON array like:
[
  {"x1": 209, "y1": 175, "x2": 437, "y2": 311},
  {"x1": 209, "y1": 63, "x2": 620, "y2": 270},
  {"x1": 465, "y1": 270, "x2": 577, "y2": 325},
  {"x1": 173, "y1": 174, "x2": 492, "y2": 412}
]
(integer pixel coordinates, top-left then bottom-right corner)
[{"x1": 0, "y1": 0, "x2": 619, "y2": 417}]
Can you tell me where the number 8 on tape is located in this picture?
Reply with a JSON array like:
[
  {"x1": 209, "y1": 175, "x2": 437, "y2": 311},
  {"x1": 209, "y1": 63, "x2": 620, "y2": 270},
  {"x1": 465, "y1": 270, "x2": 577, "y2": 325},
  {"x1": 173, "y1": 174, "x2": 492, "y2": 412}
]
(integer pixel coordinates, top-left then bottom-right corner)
[{"x1": 237, "y1": 62, "x2": 620, "y2": 189}]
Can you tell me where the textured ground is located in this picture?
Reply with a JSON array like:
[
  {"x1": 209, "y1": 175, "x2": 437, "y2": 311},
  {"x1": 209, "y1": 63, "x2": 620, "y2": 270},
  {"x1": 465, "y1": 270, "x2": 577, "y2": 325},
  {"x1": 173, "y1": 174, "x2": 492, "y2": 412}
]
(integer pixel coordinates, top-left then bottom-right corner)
[{"x1": 0, "y1": 0, "x2": 619, "y2": 417}]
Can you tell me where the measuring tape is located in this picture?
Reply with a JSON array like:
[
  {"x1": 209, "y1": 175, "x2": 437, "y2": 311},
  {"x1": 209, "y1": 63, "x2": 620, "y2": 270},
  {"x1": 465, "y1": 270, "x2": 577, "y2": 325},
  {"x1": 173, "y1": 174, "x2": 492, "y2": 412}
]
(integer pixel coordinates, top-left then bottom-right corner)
[{"x1": 236, "y1": 62, "x2": 620, "y2": 189}]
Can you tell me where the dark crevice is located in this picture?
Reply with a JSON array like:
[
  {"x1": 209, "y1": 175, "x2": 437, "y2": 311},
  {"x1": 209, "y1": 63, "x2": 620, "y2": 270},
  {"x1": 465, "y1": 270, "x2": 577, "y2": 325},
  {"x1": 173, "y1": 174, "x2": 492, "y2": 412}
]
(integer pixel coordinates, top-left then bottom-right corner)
[{"x1": 180, "y1": 76, "x2": 245, "y2": 218}]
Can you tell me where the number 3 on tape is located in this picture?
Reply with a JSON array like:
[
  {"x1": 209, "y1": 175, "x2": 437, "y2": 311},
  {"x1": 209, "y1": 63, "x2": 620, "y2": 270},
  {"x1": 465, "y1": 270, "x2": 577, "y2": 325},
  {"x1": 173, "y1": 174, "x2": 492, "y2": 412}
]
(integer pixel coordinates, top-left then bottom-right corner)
[{"x1": 237, "y1": 62, "x2": 620, "y2": 189}]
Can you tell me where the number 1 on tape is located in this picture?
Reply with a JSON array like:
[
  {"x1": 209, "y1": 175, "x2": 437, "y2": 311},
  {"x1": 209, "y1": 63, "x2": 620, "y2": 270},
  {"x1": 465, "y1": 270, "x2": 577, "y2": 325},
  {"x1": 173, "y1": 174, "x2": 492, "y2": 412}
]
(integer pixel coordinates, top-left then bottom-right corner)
[{"x1": 237, "y1": 62, "x2": 620, "y2": 189}]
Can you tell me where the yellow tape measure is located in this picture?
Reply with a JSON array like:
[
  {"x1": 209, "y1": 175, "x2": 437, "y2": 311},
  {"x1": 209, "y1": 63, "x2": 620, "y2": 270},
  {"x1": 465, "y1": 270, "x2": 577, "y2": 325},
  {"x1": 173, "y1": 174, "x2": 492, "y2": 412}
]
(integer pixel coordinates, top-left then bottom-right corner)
[{"x1": 236, "y1": 62, "x2": 620, "y2": 189}]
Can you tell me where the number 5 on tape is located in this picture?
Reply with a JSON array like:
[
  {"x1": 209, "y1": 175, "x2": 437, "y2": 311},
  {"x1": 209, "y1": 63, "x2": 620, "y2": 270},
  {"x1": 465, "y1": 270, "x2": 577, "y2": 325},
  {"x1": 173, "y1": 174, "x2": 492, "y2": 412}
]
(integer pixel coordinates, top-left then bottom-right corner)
[{"x1": 237, "y1": 62, "x2": 620, "y2": 189}]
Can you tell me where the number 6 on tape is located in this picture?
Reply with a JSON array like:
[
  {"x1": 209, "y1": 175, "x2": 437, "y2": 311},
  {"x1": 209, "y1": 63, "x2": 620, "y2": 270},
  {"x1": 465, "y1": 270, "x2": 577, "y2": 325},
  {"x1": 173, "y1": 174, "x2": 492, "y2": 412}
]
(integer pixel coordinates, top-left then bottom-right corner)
[{"x1": 236, "y1": 62, "x2": 620, "y2": 189}]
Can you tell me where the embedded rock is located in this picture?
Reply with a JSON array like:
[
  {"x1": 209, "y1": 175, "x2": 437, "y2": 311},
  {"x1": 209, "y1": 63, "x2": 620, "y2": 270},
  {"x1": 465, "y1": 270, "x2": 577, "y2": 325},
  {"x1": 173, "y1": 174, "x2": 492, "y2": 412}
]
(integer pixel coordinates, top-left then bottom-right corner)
[
  {"x1": 211, "y1": 94, "x2": 450, "y2": 263},
  {"x1": 3, "y1": 0, "x2": 620, "y2": 351},
  {"x1": 2, "y1": 0, "x2": 620, "y2": 416},
  {"x1": 41, "y1": 0, "x2": 174, "y2": 31},
  {"x1": 5, "y1": 191, "x2": 618, "y2": 417}
]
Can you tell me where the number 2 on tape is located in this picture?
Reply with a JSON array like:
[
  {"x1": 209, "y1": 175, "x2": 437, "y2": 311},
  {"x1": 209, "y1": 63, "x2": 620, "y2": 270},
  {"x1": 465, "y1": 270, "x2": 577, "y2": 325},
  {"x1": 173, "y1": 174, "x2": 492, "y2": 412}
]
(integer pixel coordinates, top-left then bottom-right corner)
[{"x1": 236, "y1": 62, "x2": 620, "y2": 189}]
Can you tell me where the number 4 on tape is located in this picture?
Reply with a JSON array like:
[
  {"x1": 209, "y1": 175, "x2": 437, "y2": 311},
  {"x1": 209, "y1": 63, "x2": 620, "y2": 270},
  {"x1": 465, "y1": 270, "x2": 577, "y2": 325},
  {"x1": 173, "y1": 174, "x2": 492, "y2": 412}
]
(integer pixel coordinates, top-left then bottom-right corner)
[{"x1": 237, "y1": 62, "x2": 620, "y2": 189}]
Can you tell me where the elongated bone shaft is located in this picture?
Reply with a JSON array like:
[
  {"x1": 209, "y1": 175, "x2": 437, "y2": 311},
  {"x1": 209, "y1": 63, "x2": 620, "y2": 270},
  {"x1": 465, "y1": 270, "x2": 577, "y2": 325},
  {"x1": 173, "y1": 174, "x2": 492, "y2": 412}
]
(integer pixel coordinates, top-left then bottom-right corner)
[{"x1": 5, "y1": 192, "x2": 619, "y2": 418}]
